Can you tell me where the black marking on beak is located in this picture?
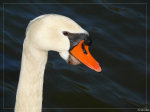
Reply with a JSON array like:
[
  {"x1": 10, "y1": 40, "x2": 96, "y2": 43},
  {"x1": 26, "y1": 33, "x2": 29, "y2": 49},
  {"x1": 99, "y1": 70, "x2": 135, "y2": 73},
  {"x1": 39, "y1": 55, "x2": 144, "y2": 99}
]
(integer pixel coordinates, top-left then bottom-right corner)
[
  {"x1": 62, "y1": 31, "x2": 92, "y2": 50},
  {"x1": 84, "y1": 37, "x2": 92, "y2": 46}
]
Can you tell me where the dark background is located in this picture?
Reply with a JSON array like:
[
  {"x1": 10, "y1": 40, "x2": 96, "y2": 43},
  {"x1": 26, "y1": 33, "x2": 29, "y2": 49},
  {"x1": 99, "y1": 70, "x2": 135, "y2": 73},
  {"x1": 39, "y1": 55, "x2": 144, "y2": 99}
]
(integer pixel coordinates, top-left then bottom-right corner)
[{"x1": 0, "y1": 0, "x2": 150, "y2": 112}]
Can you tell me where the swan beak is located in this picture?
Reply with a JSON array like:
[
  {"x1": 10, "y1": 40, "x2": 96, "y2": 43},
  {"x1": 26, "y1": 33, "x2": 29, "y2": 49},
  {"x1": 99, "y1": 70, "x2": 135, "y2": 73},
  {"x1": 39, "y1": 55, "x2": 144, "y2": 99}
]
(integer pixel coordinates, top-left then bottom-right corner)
[{"x1": 70, "y1": 40, "x2": 102, "y2": 72}]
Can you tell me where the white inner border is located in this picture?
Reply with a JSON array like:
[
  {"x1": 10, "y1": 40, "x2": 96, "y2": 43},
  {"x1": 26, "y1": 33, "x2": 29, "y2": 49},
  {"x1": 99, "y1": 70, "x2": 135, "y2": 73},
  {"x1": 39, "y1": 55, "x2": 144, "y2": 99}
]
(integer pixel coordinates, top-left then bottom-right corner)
[{"x1": 2, "y1": 2, "x2": 148, "y2": 111}]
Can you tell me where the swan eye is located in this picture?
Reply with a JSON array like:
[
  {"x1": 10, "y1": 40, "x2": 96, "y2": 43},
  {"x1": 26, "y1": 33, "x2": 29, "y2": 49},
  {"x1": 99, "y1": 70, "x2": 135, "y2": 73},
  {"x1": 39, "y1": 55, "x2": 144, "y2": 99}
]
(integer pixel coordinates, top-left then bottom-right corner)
[{"x1": 63, "y1": 31, "x2": 70, "y2": 36}]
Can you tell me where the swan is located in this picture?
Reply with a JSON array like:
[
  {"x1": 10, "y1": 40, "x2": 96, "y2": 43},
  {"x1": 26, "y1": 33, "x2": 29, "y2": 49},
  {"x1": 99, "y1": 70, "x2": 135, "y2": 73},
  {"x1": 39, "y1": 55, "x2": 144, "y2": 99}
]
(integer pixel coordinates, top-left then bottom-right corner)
[{"x1": 15, "y1": 14, "x2": 102, "y2": 112}]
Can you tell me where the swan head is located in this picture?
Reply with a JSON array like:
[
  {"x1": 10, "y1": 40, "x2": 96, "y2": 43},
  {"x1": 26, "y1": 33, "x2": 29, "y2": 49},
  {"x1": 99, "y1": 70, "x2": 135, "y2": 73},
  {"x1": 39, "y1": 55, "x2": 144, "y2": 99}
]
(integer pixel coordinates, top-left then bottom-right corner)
[{"x1": 25, "y1": 14, "x2": 101, "y2": 72}]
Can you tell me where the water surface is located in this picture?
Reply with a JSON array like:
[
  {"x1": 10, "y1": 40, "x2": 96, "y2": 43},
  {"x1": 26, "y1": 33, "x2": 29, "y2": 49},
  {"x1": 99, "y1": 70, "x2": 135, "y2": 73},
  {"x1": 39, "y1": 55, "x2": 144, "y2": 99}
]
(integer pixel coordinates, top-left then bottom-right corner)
[{"x1": 0, "y1": 1, "x2": 149, "y2": 112}]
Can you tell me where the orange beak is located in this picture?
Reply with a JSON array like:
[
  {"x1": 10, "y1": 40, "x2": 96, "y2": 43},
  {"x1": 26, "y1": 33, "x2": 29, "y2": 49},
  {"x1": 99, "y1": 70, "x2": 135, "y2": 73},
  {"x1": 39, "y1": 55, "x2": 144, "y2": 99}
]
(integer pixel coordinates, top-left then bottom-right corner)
[{"x1": 70, "y1": 40, "x2": 102, "y2": 72}]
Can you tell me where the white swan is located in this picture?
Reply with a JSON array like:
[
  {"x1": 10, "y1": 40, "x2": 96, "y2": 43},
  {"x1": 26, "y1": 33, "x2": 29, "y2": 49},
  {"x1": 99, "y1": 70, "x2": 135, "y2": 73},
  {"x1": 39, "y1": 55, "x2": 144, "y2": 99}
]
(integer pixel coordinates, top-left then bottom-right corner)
[{"x1": 15, "y1": 14, "x2": 101, "y2": 112}]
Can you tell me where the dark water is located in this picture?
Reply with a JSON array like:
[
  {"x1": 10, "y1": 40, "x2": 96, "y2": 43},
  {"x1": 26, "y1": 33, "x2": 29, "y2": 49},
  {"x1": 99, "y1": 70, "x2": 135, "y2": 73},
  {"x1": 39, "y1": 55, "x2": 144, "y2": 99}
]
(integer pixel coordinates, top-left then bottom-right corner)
[{"x1": 0, "y1": 0, "x2": 150, "y2": 112}]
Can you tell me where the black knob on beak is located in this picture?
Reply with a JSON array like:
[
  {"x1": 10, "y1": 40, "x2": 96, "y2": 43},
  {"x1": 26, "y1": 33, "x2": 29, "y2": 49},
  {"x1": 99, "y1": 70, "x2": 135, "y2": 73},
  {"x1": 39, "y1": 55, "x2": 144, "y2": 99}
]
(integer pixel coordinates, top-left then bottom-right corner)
[{"x1": 84, "y1": 37, "x2": 92, "y2": 46}]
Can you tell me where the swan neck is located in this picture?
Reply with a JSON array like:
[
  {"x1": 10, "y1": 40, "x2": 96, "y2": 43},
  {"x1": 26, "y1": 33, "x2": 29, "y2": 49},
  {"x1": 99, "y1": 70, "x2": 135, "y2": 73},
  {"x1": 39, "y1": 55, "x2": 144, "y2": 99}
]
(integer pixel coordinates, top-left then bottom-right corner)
[{"x1": 15, "y1": 42, "x2": 48, "y2": 112}]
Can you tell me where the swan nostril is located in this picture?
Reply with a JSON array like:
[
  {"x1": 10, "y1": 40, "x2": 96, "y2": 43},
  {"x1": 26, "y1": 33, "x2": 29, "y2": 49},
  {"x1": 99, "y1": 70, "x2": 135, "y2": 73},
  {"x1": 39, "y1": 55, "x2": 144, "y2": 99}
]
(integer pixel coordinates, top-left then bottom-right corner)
[
  {"x1": 84, "y1": 37, "x2": 92, "y2": 46},
  {"x1": 82, "y1": 43, "x2": 87, "y2": 54}
]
